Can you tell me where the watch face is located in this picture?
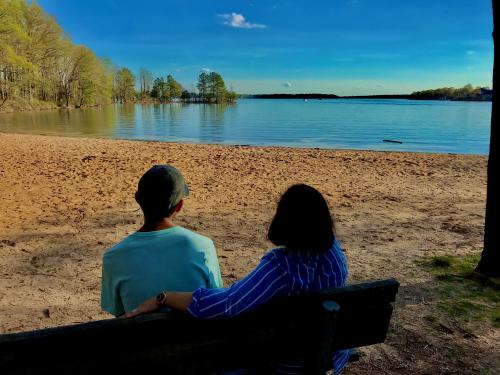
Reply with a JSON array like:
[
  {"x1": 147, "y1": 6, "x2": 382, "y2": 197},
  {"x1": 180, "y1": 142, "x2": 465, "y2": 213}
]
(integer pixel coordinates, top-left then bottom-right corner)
[{"x1": 156, "y1": 292, "x2": 165, "y2": 304}]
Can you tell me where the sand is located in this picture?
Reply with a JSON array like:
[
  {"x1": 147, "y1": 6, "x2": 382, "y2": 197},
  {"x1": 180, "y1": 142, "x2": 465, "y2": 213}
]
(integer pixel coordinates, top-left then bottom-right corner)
[{"x1": 0, "y1": 133, "x2": 497, "y2": 374}]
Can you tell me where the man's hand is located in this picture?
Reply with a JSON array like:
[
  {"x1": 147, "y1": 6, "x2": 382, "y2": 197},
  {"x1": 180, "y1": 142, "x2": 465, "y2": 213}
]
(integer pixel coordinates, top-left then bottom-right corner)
[{"x1": 125, "y1": 297, "x2": 159, "y2": 318}]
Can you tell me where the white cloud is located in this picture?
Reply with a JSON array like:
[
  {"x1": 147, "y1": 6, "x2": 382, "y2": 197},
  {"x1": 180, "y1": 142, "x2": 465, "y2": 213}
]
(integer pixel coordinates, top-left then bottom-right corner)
[
  {"x1": 219, "y1": 13, "x2": 267, "y2": 29},
  {"x1": 201, "y1": 67, "x2": 211, "y2": 73},
  {"x1": 283, "y1": 82, "x2": 292, "y2": 88}
]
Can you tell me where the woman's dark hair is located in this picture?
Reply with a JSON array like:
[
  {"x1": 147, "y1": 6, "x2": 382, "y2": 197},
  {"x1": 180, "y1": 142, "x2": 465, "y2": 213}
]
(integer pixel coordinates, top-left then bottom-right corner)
[{"x1": 268, "y1": 184, "x2": 335, "y2": 252}]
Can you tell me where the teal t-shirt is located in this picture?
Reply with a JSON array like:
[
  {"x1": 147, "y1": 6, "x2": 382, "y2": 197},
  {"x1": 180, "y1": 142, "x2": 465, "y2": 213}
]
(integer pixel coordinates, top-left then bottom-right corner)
[{"x1": 101, "y1": 226, "x2": 223, "y2": 316}]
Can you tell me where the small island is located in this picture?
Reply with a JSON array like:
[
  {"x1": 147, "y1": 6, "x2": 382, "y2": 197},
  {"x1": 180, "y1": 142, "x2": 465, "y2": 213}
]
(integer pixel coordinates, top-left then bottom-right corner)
[{"x1": 146, "y1": 72, "x2": 237, "y2": 104}]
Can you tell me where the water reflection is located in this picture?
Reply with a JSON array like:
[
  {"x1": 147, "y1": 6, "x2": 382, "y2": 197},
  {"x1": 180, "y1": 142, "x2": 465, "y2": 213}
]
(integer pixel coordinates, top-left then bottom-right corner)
[
  {"x1": 0, "y1": 100, "x2": 491, "y2": 154},
  {"x1": 163, "y1": 104, "x2": 183, "y2": 139},
  {"x1": 0, "y1": 106, "x2": 116, "y2": 137},
  {"x1": 199, "y1": 104, "x2": 229, "y2": 143},
  {"x1": 77, "y1": 106, "x2": 117, "y2": 135},
  {"x1": 115, "y1": 103, "x2": 136, "y2": 126}
]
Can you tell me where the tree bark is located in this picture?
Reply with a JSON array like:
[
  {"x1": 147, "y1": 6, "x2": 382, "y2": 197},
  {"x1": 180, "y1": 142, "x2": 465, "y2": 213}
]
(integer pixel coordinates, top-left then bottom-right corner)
[
  {"x1": 476, "y1": 0, "x2": 499, "y2": 277},
  {"x1": 0, "y1": 95, "x2": 7, "y2": 109}
]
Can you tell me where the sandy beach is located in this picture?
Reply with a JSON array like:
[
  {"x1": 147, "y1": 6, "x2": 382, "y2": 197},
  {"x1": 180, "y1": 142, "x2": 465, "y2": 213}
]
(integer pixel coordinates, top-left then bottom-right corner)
[{"x1": 0, "y1": 133, "x2": 497, "y2": 374}]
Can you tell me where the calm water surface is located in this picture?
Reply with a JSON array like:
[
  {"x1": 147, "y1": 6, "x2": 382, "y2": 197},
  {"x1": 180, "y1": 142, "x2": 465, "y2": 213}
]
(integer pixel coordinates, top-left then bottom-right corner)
[{"x1": 0, "y1": 99, "x2": 491, "y2": 154}]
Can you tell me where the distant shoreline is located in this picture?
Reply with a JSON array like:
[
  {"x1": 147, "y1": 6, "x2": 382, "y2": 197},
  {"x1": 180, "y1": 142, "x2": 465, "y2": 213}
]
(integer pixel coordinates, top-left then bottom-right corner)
[{"x1": 248, "y1": 94, "x2": 492, "y2": 102}]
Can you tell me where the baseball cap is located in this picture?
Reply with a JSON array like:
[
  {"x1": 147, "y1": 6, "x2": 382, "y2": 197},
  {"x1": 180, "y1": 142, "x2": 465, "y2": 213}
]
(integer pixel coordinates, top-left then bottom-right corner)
[{"x1": 136, "y1": 165, "x2": 189, "y2": 218}]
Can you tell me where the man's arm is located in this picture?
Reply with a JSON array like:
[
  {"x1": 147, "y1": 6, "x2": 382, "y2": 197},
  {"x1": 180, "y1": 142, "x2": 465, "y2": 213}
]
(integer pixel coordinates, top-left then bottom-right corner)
[
  {"x1": 126, "y1": 258, "x2": 288, "y2": 319},
  {"x1": 101, "y1": 257, "x2": 126, "y2": 317},
  {"x1": 205, "y1": 240, "x2": 224, "y2": 288}
]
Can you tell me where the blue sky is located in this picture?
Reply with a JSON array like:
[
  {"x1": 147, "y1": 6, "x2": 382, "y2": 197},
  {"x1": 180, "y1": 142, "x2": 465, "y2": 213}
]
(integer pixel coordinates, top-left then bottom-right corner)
[{"x1": 38, "y1": 0, "x2": 493, "y2": 95}]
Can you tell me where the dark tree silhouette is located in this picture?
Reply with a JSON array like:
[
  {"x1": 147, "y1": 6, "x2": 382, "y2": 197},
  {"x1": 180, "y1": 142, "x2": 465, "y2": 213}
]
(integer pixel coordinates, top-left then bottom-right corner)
[{"x1": 476, "y1": 0, "x2": 499, "y2": 277}]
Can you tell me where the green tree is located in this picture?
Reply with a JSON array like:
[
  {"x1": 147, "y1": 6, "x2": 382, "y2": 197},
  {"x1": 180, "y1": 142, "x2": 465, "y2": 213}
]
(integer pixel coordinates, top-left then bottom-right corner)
[
  {"x1": 72, "y1": 47, "x2": 98, "y2": 107},
  {"x1": 70, "y1": 47, "x2": 113, "y2": 107},
  {"x1": 208, "y1": 72, "x2": 227, "y2": 103},
  {"x1": 165, "y1": 74, "x2": 182, "y2": 101},
  {"x1": 139, "y1": 67, "x2": 152, "y2": 99},
  {"x1": 197, "y1": 72, "x2": 209, "y2": 102},
  {"x1": 225, "y1": 90, "x2": 237, "y2": 102},
  {"x1": 0, "y1": 0, "x2": 116, "y2": 110},
  {"x1": 1, "y1": 0, "x2": 236, "y2": 110},
  {"x1": 196, "y1": 71, "x2": 236, "y2": 103},
  {"x1": 0, "y1": 0, "x2": 34, "y2": 106},
  {"x1": 54, "y1": 40, "x2": 87, "y2": 107},
  {"x1": 96, "y1": 58, "x2": 115, "y2": 105},
  {"x1": 114, "y1": 68, "x2": 135, "y2": 103},
  {"x1": 411, "y1": 84, "x2": 484, "y2": 101},
  {"x1": 151, "y1": 77, "x2": 164, "y2": 100}
]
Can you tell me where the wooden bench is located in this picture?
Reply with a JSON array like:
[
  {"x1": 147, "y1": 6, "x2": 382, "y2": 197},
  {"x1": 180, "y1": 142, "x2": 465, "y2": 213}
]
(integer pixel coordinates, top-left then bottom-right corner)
[{"x1": 0, "y1": 278, "x2": 399, "y2": 374}]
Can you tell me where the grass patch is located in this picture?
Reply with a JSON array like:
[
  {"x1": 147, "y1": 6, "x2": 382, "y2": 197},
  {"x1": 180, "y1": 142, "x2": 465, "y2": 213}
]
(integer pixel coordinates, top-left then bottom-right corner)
[
  {"x1": 419, "y1": 254, "x2": 500, "y2": 328},
  {"x1": 423, "y1": 314, "x2": 438, "y2": 323},
  {"x1": 430, "y1": 256, "x2": 453, "y2": 268}
]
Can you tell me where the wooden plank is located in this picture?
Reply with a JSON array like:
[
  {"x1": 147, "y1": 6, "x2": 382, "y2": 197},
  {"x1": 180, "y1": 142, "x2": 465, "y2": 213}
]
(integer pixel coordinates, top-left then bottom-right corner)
[{"x1": 0, "y1": 279, "x2": 399, "y2": 374}]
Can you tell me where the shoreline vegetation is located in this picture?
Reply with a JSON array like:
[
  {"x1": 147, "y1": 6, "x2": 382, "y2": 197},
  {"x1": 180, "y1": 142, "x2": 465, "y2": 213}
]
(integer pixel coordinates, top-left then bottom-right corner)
[
  {"x1": 1, "y1": 84, "x2": 492, "y2": 114},
  {"x1": 0, "y1": 1, "x2": 236, "y2": 114},
  {"x1": 1, "y1": 85, "x2": 492, "y2": 115}
]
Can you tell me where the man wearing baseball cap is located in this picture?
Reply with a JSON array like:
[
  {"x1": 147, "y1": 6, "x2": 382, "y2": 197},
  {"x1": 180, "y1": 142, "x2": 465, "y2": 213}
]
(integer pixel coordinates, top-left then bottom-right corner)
[{"x1": 101, "y1": 165, "x2": 223, "y2": 317}]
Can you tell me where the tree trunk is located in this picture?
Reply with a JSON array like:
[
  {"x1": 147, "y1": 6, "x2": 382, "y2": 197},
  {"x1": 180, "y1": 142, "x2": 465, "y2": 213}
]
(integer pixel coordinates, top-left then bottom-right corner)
[
  {"x1": 0, "y1": 95, "x2": 7, "y2": 109},
  {"x1": 476, "y1": 0, "x2": 499, "y2": 277}
]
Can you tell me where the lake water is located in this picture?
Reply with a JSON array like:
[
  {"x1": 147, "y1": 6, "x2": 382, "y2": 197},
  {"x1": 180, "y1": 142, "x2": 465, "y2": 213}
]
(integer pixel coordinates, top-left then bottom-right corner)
[{"x1": 0, "y1": 99, "x2": 492, "y2": 154}]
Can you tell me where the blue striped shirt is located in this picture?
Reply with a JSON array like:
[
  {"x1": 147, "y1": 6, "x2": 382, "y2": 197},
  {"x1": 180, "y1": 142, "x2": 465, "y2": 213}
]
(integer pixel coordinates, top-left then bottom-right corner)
[{"x1": 187, "y1": 239, "x2": 349, "y2": 374}]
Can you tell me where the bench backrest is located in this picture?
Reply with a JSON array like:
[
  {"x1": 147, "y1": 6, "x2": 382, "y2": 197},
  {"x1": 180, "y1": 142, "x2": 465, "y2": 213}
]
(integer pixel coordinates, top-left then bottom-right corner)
[{"x1": 0, "y1": 278, "x2": 399, "y2": 374}]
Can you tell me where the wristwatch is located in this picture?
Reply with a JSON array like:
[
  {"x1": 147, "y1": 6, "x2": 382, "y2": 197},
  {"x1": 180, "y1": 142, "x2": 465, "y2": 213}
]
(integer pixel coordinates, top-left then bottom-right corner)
[{"x1": 156, "y1": 291, "x2": 167, "y2": 306}]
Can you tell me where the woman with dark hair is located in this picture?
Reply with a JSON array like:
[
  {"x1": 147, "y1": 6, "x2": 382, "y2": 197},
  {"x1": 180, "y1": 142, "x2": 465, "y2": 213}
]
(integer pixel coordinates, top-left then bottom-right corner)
[{"x1": 126, "y1": 184, "x2": 349, "y2": 374}]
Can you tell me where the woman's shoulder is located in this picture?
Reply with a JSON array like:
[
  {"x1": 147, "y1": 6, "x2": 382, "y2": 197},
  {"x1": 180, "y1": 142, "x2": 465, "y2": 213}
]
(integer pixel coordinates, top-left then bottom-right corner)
[
  {"x1": 261, "y1": 247, "x2": 301, "y2": 270},
  {"x1": 261, "y1": 241, "x2": 347, "y2": 268},
  {"x1": 262, "y1": 247, "x2": 288, "y2": 262}
]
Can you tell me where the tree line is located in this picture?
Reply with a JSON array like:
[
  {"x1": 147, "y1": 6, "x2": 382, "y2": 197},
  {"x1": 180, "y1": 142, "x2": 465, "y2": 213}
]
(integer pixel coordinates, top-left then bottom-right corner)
[
  {"x1": 0, "y1": 0, "x2": 236, "y2": 111},
  {"x1": 410, "y1": 84, "x2": 491, "y2": 101},
  {"x1": 0, "y1": 0, "x2": 115, "y2": 109}
]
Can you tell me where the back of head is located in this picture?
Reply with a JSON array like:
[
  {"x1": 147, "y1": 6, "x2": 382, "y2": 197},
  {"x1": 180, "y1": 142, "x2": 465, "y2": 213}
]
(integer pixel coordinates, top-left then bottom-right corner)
[
  {"x1": 136, "y1": 165, "x2": 189, "y2": 221},
  {"x1": 268, "y1": 184, "x2": 335, "y2": 253}
]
